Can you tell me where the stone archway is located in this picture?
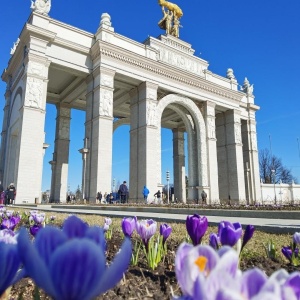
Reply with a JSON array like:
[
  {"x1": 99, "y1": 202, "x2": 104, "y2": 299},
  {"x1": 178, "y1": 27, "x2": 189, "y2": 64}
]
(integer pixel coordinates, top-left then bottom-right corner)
[{"x1": 156, "y1": 94, "x2": 207, "y2": 201}]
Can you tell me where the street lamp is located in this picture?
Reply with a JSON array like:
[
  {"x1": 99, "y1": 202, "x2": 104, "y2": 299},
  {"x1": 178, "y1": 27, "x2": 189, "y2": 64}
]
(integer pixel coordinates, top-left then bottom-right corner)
[
  {"x1": 112, "y1": 178, "x2": 115, "y2": 192},
  {"x1": 271, "y1": 169, "x2": 276, "y2": 205},
  {"x1": 166, "y1": 170, "x2": 170, "y2": 204}
]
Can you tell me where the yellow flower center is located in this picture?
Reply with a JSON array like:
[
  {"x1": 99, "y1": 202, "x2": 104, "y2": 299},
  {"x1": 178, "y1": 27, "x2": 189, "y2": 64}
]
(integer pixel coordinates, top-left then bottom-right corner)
[{"x1": 194, "y1": 256, "x2": 208, "y2": 272}]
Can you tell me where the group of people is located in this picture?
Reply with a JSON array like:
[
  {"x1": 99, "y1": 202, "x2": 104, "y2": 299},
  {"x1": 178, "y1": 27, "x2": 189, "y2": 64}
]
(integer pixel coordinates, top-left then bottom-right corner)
[{"x1": 0, "y1": 182, "x2": 16, "y2": 206}]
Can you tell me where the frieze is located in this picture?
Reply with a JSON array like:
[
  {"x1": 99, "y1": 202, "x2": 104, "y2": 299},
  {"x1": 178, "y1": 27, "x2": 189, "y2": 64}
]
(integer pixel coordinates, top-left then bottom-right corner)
[{"x1": 99, "y1": 47, "x2": 241, "y2": 102}]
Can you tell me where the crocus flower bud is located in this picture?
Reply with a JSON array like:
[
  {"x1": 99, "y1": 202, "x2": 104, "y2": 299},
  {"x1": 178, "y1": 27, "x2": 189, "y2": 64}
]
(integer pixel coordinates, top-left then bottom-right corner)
[
  {"x1": 293, "y1": 232, "x2": 300, "y2": 245},
  {"x1": 218, "y1": 221, "x2": 242, "y2": 247},
  {"x1": 209, "y1": 233, "x2": 219, "y2": 250},
  {"x1": 186, "y1": 214, "x2": 208, "y2": 246},
  {"x1": 241, "y1": 225, "x2": 255, "y2": 251},
  {"x1": 160, "y1": 223, "x2": 172, "y2": 244},
  {"x1": 136, "y1": 219, "x2": 157, "y2": 252},
  {"x1": 30, "y1": 224, "x2": 42, "y2": 237},
  {"x1": 282, "y1": 246, "x2": 293, "y2": 262},
  {"x1": 122, "y1": 217, "x2": 136, "y2": 237}
]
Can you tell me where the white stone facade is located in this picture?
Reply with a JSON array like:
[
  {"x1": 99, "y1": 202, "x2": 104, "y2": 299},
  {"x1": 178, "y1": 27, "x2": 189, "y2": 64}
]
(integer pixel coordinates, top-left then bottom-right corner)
[{"x1": 1, "y1": 11, "x2": 261, "y2": 204}]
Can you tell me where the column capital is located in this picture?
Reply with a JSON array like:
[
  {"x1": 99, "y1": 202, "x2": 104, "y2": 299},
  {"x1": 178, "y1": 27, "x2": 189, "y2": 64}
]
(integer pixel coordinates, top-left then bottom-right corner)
[{"x1": 138, "y1": 81, "x2": 158, "y2": 101}]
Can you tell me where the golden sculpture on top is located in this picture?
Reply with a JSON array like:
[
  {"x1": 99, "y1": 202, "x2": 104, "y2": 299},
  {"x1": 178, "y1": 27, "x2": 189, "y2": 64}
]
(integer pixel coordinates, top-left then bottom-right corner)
[{"x1": 158, "y1": 0, "x2": 183, "y2": 38}]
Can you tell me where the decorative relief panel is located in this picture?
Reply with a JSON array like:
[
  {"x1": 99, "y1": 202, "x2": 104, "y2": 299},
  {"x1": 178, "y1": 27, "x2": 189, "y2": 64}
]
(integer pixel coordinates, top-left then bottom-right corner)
[
  {"x1": 100, "y1": 75, "x2": 113, "y2": 88},
  {"x1": 207, "y1": 117, "x2": 216, "y2": 139},
  {"x1": 27, "y1": 62, "x2": 44, "y2": 77},
  {"x1": 146, "y1": 101, "x2": 157, "y2": 126},
  {"x1": 25, "y1": 77, "x2": 43, "y2": 109},
  {"x1": 99, "y1": 90, "x2": 112, "y2": 117},
  {"x1": 206, "y1": 106, "x2": 215, "y2": 117},
  {"x1": 234, "y1": 123, "x2": 242, "y2": 144}
]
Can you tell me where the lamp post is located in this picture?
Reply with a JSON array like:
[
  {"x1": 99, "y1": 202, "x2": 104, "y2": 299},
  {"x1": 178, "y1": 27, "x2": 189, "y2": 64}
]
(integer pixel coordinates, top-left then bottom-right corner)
[
  {"x1": 112, "y1": 178, "x2": 115, "y2": 192},
  {"x1": 271, "y1": 169, "x2": 276, "y2": 205},
  {"x1": 166, "y1": 170, "x2": 170, "y2": 204}
]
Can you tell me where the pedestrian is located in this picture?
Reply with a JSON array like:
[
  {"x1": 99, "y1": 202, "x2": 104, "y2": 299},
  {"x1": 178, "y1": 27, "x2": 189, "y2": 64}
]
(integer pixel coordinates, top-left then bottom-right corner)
[
  {"x1": 142, "y1": 185, "x2": 150, "y2": 203},
  {"x1": 119, "y1": 181, "x2": 129, "y2": 204},
  {"x1": 0, "y1": 190, "x2": 4, "y2": 205},
  {"x1": 154, "y1": 190, "x2": 161, "y2": 204},
  {"x1": 67, "y1": 195, "x2": 71, "y2": 204},
  {"x1": 7, "y1": 183, "x2": 16, "y2": 206},
  {"x1": 201, "y1": 190, "x2": 207, "y2": 204}
]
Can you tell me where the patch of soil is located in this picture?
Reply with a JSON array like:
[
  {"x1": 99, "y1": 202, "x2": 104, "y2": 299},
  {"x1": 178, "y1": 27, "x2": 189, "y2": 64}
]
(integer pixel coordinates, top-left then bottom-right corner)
[{"x1": 10, "y1": 233, "x2": 298, "y2": 299}]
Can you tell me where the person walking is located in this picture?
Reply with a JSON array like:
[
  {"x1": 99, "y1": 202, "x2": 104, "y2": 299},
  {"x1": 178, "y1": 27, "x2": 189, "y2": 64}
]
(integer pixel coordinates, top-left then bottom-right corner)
[
  {"x1": 119, "y1": 181, "x2": 129, "y2": 204},
  {"x1": 142, "y1": 186, "x2": 150, "y2": 203},
  {"x1": 154, "y1": 190, "x2": 161, "y2": 204},
  {"x1": 201, "y1": 190, "x2": 207, "y2": 204},
  {"x1": 7, "y1": 183, "x2": 16, "y2": 206}
]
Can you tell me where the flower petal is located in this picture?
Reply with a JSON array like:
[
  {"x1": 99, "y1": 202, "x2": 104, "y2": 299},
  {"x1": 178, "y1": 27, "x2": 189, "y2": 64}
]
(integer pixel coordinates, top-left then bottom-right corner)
[
  {"x1": 49, "y1": 238, "x2": 106, "y2": 300},
  {"x1": 0, "y1": 243, "x2": 20, "y2": 295},
  {"x1": 95, "y1": 237, "x2": 132, "y2": 296},
  {"x1": 17, "y1": 228, "x2": 56, "y2": 297},
  {"x1": 241, "y1": 268, "x2": 268, "y2": 298},
  {"x1": 62, "y1": 215, "x2": 88, "y2": 238},
  {"x1": 34, "y1": 226, "x2": 67, "y2": 266},
  {"x1": 85, "y1": 226, "x2": 106, "y2": 251}
]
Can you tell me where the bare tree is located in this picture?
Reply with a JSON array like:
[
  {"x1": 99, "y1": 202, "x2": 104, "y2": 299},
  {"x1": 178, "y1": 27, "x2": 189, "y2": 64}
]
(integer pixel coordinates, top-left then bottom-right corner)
[{"x1": 259, "y1": 148, "x2": 297, "y2": 184}]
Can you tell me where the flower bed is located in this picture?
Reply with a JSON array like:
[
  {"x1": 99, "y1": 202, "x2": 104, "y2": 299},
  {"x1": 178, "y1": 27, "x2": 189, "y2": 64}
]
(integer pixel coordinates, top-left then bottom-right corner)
[{"x1": 1, "y1": 208, "x2": 300, "y2": 299}]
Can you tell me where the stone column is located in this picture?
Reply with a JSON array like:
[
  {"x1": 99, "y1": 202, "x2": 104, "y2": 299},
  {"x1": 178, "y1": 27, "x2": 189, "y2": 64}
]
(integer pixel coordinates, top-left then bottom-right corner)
[
  {"x1": 173, "y1": 128, "x2": 186, "y2": 203},
  {"x1": 79, "y1": 138, "x2": 89, "y2": 200},
  {"x1": 13, "y1": 57, "x2": 50, "y2": 203},
  {"x1": 50, "y1": 105, "x2": 71, "y2": 203},
  {"x1": 129, "y1": 82, "x2": 159, "y2": 202},
  {"x1": 85, "y1": 68, "x2": 115, "y2": 202},
  {"x1": 225, "y1": 110, "x2": 246, "y2": 202},
  {"x1": 241, "y1": 118, "x2": 260, "y2": 204},
  {"x1": 216, "y1": 113, "x2": 228, "y2": 201},
  {"x1": 205, "y1": 102, "x2": 219, "y2": 203},
  {"x1": 0, "y1": 85, "x2": 12, "y2": 182}
]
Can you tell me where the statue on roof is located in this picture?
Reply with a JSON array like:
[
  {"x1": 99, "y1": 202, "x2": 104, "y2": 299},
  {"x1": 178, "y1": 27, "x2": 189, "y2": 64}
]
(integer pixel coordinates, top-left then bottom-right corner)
[
  {"x1": 241, "y1": 77, "x2": 254, "y2": 96},
  {"x1": 30, "y1": 0, "x2": 51, "y2": 16},
  {"x1": 158, "y1": 0, "x2": 183, "y2": 38}
]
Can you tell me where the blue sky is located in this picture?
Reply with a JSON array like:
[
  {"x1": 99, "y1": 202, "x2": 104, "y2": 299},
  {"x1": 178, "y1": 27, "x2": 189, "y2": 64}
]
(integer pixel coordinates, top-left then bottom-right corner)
[{"x1": 1, "y1": 0, "x2": 300, "y2": 192}]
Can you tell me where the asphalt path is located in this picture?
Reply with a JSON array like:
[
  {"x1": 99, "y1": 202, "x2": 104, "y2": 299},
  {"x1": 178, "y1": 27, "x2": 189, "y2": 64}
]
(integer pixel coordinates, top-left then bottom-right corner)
[{"x1": 13, "y1": 205, "x2": 300, "y2": 234}]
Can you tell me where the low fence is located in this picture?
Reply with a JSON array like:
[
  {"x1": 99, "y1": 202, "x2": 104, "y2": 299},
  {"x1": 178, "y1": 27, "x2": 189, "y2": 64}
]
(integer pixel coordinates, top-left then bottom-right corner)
[{"x1": 260, "y1": 182, "x2": 300, "y2": 205}]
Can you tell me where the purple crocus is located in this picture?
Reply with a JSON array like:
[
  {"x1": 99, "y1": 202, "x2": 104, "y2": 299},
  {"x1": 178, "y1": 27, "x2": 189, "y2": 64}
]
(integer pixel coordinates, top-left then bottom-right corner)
[
  {"x1": 0, "y1": 230, "x2": 22, "y2": 296},
  {"x1": 241, "y1": 225, "x2": 255, "y2": 251},
  {"x1": 121, "y1": 217, "x2": 136, "y2": 238},
  {"x1": 160, "y1": 223, "x2": 172, "y2": 245},
  {"x1": 1, "y1": 215, "x2": 20, "y2": 231},
  {"x1": 282, "y1": 246, "x2": 292, "y2": 261},
  {"x1": 0, "y1": 229, "x2": 17, "y2": 244},
  {"x1": 17, "y1": 215, "x2": 131, "y2": 300},
  {"x1": 174, "y1": 242, "x2": 300, "y2": 300},
  {"x1": 136, "y1": 219, "x2": 157, "y2": 251},
  {"x1": 209, "y1": 233, "x2": 219, "y2": 250},
  {"x1": 218, "y1": 221, "x2": 242, "y2": 247},
  {"x1": 30, "y1": 224, "x2": 43, "y2": 237},
  {"x1": 105, "y1": 218, "x2": 112, "y2": 226},
  {"x1": 186, "y1": 214, "x2": 208, "y2": 246},
  {"x1": 293, "y1": 232, "x2": 300, "y2": 245}
]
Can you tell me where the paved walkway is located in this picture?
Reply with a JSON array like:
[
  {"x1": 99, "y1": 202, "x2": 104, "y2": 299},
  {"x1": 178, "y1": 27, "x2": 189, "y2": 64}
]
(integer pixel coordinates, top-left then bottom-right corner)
[{"x1": 14, "y1": 205, "x2": 300, "y2": 234}]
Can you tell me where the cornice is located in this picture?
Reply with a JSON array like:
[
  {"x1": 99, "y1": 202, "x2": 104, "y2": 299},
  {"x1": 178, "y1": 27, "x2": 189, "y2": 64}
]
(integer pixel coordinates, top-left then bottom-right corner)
[{"x1": 97, "y1": 43, "x2": 243, "y2": 103}]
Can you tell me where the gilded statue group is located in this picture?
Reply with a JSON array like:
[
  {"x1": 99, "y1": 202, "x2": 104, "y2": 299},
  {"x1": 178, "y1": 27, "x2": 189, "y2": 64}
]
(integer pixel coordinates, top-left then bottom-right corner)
[{"x1": 158, "y1": 0, "x2": 183, "y2": 38}]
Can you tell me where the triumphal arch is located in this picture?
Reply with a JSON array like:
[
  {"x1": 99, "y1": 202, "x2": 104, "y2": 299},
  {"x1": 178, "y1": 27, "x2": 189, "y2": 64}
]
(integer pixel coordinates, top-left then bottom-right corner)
[{"x1": 0, "y1": 0, "x2": 260, "y2": 204}]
